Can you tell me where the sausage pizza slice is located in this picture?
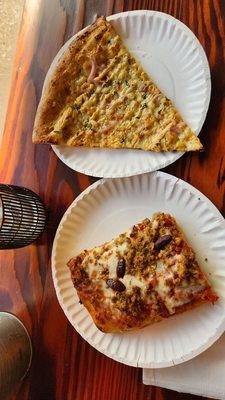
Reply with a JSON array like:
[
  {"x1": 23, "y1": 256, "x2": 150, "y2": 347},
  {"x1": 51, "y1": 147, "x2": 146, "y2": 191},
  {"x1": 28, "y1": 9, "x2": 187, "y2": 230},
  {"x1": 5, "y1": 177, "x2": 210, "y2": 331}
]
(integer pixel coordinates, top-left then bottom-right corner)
[{"x1": 67, "y1": 213, "x2": 218, "y2": 333}]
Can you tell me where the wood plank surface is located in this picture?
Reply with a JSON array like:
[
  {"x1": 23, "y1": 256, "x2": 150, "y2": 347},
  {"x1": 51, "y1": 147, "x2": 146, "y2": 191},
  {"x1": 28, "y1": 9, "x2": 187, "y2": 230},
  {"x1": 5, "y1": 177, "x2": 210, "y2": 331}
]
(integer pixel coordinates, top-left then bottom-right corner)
[{"x1": 0, "y1": 0, "x2": 224, "y2": 399}]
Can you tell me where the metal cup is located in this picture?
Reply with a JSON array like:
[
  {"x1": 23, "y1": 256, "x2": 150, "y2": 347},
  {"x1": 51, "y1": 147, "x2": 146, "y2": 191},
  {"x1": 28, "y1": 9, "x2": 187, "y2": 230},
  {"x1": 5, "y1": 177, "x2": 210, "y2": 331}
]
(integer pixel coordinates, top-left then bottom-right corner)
[
  {"x1": 0, "y1": 312, "x2": 32, "y2": 399},
  {"x1": 0, "y1": 184, "x2": 46, "y2": 249}
]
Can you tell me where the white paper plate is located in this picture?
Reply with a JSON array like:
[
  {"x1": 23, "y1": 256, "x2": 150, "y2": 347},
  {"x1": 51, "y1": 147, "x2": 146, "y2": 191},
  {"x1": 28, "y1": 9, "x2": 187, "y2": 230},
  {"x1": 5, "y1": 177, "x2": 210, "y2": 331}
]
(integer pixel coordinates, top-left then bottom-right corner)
[
  {"x1": 43, "y1": 10, "x2": 211, "y2": 178},
  {"x1": 52, "y1": 172, "x2": 225, "y2": 368}
]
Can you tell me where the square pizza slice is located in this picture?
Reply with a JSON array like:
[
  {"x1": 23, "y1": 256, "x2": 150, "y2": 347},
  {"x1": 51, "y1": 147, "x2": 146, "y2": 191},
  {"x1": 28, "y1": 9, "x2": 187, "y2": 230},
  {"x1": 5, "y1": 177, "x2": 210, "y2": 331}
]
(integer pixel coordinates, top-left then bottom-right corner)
[{"x1": 68, "y1": 213, "x2": 218, "y2": 333}]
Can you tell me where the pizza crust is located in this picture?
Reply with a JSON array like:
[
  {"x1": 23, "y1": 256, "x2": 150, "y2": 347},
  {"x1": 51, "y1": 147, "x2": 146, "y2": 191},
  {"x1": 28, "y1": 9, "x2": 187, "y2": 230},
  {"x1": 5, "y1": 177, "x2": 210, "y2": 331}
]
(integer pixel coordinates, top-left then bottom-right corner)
[{"x1": 33, "y1": 18, "x2": 107, "y2": 144}]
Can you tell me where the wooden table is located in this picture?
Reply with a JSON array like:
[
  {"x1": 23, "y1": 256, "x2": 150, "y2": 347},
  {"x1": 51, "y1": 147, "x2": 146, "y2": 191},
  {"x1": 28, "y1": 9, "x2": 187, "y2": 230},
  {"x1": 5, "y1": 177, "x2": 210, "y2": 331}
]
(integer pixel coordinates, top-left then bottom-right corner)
[{"x1": 0, "y1": 1, "x2": 224, "y2": 399}]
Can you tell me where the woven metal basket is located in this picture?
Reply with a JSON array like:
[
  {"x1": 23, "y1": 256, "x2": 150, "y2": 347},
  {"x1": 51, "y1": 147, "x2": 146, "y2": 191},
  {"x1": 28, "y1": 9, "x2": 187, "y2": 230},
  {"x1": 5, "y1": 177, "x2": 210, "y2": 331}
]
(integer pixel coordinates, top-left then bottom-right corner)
[{"x1": 0, "y1": 184, "x2": 46, "y2": 249}]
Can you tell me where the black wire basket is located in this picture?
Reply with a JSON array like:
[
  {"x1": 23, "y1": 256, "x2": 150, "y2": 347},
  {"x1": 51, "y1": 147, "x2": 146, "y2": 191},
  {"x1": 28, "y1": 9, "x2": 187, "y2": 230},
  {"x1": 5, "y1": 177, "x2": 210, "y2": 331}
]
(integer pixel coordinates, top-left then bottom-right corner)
[{"x1": 0, "y1": 184, "x2": 46, "y2": 249}]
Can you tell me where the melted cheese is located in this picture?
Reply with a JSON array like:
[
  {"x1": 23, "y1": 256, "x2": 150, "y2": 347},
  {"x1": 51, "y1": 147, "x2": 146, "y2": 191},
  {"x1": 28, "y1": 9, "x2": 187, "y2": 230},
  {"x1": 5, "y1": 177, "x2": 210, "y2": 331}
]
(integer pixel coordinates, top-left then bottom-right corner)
[
  {"x1": 155, "y1": 261, "x2": 188, "y2": 312},
  {"x1": 151, "y1": 219, "x2": 159, "y2": 231},
  {"x1": 83, "y1": 255, "x2": 96, "y2": 277},
  {"x1": 117, "y1": 241, "x2": 129, "y2": 253},
  {"x1": 155, "y1": 272, "x2": 189, "y2": 313},
  {"x1": 155, "y1": 260, "x2": 205, "y2": 313},
  {"x1": 107, "y1": 252, "x2": 119, "y2": 278},
  {"x1": 121, "y1": 274, "x2": 147, "y2": 293}
]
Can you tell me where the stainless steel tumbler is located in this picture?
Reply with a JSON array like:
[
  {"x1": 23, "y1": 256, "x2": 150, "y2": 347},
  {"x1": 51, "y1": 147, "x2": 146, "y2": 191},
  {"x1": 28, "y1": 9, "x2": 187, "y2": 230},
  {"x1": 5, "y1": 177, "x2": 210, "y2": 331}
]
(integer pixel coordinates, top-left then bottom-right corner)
[{"x1": 0, "y1": 312, "x2": 32, "y2": 399}]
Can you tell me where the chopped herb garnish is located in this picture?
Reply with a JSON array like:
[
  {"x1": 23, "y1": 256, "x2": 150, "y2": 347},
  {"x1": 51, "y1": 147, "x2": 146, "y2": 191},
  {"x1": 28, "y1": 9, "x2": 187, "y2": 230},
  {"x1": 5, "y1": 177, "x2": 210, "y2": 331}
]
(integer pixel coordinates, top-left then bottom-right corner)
[
  {"x1": 95, "y1": 33, "x2": 102, "y2": 41},
  {"x1": 105, "y1": 79, "x2": 112, "y2": 87},
  {"x1": 142, "y1": 103, "x2": 148, "y2": 109},
  {"x1": 113, "y1": 80, "x2": 120, "y2": 86},
  {"x1": 83, "y1": 121, "x2": 93, "y2": 130}
]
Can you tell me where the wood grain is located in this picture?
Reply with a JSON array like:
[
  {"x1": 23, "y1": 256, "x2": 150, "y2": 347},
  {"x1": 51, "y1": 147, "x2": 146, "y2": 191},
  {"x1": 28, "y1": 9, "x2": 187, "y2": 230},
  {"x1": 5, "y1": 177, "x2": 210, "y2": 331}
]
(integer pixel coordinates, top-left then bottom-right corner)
[{"x1": 0, "y1": 0, "x2": 224, "y2": 399}]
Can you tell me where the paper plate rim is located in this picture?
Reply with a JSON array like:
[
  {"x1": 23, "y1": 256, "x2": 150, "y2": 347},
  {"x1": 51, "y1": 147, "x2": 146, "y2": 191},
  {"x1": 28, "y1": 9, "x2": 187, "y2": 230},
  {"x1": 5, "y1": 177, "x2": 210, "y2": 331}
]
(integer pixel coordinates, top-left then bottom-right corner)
[
  {"x1": 42, "y1": 10, "x2": 211, "y2": 178},
  {"x1": 51, "y1": 172, "x2": 225, "y2": 368}
]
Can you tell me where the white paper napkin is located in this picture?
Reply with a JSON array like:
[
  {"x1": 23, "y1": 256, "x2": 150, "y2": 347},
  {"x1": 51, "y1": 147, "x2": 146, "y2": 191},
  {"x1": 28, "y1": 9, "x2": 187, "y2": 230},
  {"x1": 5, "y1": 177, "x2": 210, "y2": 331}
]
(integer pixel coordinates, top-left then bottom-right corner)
[{"x1": 143, "y1": 334, "x2": 225, "y2": 399}]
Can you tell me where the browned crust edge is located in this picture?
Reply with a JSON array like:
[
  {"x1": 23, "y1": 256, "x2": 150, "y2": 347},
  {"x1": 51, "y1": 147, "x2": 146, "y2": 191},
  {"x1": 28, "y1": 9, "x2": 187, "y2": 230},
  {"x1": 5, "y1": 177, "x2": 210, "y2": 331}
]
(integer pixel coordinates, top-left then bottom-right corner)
[{"x1": 32, "y1": 16, "x2": 108, "y2": 144}]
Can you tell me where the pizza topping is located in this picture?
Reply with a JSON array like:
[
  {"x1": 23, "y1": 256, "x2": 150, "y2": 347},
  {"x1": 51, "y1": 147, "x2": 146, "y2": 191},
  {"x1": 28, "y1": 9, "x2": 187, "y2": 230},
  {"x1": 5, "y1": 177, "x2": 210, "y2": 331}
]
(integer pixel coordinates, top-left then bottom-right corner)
[
  {"x1": 154, "y1": 235, "x2": 172, "y2": 250},
  {"x1": 117, "y1": 258, "x2": 126, "y2": 278},
  {"x1": 203, "y1": 288, "x2": 219, "y2": 304},
  {"x1": 106, "y1": 278, "x2": 126, "y2": 292},
  {"x1": 112, "y1": 287, "x2": 147, "y2": 318},
  {"x1": 157, "y1": 298, "x2": 170, "y2": 318},
  {"x1": 100, "y1": 121, "x2": 116, "y2": 134},
  {"x1": 174, "y1": 237, "x2": 182, "y2": 246},
  {"x1": 140, "y1": 83, "x2": 149, "y2": 93},
  {"x1": 88, "y1": 55, "x2": 97, "y2": 83},
  {"x1": 152, "y1": 93, "x2": 164, "y2": 106},
  {"x1": 121, "y1": 274, "x2": 146, "y2": 292}
]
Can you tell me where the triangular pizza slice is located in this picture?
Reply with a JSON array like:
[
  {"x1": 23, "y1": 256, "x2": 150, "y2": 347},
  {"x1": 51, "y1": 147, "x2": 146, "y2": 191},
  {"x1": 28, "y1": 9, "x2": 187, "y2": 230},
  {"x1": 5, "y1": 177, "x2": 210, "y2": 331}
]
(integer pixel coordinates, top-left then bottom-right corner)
[
  {"x1": 68, "y1": 213, "x2": 217, "y2": 333},
  {"x1": 33, "y1": 17, "x2": 203, "y2": 152}
]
